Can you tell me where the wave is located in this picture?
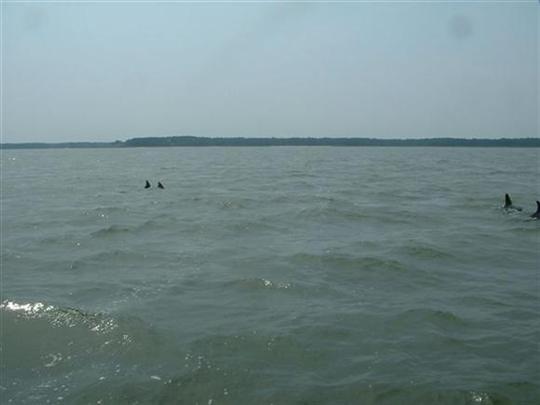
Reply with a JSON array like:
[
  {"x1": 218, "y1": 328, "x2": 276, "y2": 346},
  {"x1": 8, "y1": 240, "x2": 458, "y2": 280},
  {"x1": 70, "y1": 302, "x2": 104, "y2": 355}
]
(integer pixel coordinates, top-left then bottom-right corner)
[
  {"x1": 137, "y1": 214, "x2": 179, "y2": 229},
  {"x1": 68, "y1": 249, "x2": 145, "y2": 270},
  {"x1": 59, "y1": 367, "x2": 520, "y2": 405},
  {"x1": 1, "y1": 299, "x2": 168, "y2": 368},
  {"x1": 402, "y1": 244, "x2": 455, "y2": 260},
  {"x1": 290, "y1": 252, "x2": 407, "y2": 274},
  {"x1": 3, "y1": 298, "x2": 536, "y2": 404},
  {"x1": 304, "y1": 383, "x2": 516, "y2": 405},
  {"x1": 88, "y1": 214, "x2": 180, "y2": 239},
  {"x1": 1, "y1": 299, "x2": 176, "y2": 404},
  {"x1": 295, "y1": 204, "x2": 372, "y2": 222},
  {"x1": 63, "y1": 332, "x2": 320, "y2": 403},
  {"x1": 223, "y1": 219, "x2": 285, "y2": 233},
  {"x1": 225, "y1": 277, "x2": 292, "y2": 291},
  {"x1": 90, "y1": 224, "x2": 132, "y2": 237},
  {"x1": 286, "y1": 169, "x2": 319, "y2": 178},
  {"x1": 1, "y1": 299, "x2": 119, "y2": 334},
  {"x1": 82, "y1": 206, "x2": 130, "y2": 219},
  {"x1": 507, "y1": 224, "x2": 540, "y2": 233},
  {"x1": 220, "y1": 199, "x2": 248, "y2": 209},
  {"x1": 394, "y1": 308, "x2": 467, "y2": 327}
]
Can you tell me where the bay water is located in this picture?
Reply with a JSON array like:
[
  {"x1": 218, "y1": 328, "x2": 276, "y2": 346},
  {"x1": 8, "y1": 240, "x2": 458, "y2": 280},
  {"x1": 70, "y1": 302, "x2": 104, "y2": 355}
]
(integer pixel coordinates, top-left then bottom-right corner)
[{"x1": 1, "y1": 147, "x2": 539, "y2": 404}]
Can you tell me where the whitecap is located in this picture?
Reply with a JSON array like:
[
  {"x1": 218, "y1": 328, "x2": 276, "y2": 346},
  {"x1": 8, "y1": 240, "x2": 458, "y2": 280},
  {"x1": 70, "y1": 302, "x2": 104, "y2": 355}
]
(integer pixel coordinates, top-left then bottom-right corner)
[{"x1": 0, "y1": 300, "x2": 52, "y2": 315}]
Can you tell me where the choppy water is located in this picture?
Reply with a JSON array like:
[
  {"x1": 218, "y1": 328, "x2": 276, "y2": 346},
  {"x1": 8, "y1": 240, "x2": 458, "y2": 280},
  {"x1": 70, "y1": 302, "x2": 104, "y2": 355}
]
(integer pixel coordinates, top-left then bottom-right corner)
[{"x1": 1, "y1": 147, "x2": 539, "y2": 405}]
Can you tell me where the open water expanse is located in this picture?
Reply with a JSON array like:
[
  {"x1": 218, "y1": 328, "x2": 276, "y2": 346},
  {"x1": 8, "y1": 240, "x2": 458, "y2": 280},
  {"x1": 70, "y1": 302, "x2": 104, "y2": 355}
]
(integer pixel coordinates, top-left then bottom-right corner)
[{"x1": 1, "y1": 147, "x2": 539, "y2": 404}]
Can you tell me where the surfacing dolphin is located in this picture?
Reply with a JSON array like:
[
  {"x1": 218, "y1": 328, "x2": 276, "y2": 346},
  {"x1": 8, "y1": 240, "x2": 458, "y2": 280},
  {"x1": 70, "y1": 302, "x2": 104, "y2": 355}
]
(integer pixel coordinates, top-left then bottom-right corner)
[
  {"x1": 504, "y1": 193, "x2": 522, "y2": 211},
  {"x1": 145, "y1": 180, "x2": 151, "y2": 189},
  {"x1": 531, "y1": 201, "x2": 540, "y2": 219},
  {"x1": 158, "y1": 182, "x2": 165, "y2": 189}
]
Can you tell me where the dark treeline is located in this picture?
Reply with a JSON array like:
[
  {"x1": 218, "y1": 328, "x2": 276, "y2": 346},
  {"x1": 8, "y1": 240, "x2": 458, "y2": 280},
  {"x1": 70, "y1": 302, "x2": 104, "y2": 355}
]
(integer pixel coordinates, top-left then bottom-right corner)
[
  {"x1": 123, "y1": 136, "x2": 540, "y2": 147},
  {"x1": 2, "y1": 136, "x2": 539, "y2": 149}
]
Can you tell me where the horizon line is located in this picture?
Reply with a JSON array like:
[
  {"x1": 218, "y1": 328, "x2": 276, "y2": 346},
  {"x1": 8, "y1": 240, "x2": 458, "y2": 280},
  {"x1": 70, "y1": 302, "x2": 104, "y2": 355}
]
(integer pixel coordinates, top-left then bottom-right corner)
[
  {"x1": 2, "y1": 135, "x2": 540, "y2": 144},
  {"x1": 2, "y1": 135, "x2": 539, "y2": 149}
]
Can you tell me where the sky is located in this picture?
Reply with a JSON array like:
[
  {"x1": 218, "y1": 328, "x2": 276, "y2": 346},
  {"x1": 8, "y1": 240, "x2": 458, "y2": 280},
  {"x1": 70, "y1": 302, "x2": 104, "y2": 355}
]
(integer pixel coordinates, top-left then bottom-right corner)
[{"x1": 2, "y1": 1, "x2": 538, "y2": 142}]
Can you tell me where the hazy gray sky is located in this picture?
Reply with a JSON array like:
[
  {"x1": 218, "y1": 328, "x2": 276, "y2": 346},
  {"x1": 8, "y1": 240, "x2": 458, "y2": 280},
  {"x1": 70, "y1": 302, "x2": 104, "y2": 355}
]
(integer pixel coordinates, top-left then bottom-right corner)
[{"x1": 2, "y1": 2, "x2": 538, "y2": 142}]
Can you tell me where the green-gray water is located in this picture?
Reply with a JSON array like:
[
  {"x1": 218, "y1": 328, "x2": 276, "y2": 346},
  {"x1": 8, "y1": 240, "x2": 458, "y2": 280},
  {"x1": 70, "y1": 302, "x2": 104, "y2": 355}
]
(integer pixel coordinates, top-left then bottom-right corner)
[{"x1": 1, "y1": 147, "x2": 539, "y2": 404}]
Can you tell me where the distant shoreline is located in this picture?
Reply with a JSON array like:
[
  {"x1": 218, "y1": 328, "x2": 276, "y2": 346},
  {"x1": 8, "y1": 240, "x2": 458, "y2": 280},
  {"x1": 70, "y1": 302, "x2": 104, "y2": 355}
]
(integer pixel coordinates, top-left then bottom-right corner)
[{"x1": 1, "y1": 136, "x2": 539, "y2": 149}]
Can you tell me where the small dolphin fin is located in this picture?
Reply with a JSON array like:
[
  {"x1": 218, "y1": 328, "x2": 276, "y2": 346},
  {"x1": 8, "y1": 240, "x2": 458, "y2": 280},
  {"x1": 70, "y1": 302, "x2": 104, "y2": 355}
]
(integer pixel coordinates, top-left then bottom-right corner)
[
  {"x1": 504, "y1": 193, "x2": 512, "y2": 208},
  {"x1": 158, "y1": 182, "x2": 164, "y2": 189},
  {"x1": 145, "y1": 180, "x2": 151, "y2": 189},
  {"x1": 531, "y1": 201, "x2": 540, "y2": 219}
]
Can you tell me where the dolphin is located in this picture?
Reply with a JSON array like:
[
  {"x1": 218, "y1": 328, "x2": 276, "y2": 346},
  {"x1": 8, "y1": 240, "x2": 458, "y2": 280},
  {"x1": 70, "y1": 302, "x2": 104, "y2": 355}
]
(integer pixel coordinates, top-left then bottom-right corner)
[
  {"x1": 531, "y1": 201, "x2": 540, "y2": 219},
  {"x1": 158, "y1": 181, "x2": 165, "y2": 189},
  {"x1": 145, "y1": 180, "x2": 151, "y2": 189},
  {"x1": 504, "y1": 193, "x2": 522, "y2": 211}
]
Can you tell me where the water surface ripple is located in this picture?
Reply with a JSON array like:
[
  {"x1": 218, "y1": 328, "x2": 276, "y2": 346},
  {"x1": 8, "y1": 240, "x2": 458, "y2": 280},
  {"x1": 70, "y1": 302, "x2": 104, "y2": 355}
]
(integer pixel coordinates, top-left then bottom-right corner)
[{"x1": 1, "y1": 147, "x2": 539, "y2": 404}]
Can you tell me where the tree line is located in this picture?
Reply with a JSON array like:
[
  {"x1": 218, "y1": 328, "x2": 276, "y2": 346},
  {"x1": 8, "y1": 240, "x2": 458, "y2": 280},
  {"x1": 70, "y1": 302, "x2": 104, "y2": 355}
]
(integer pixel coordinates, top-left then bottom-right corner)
[{"x1": 2, "y1": 136, "x2": 539, "y2": 149}]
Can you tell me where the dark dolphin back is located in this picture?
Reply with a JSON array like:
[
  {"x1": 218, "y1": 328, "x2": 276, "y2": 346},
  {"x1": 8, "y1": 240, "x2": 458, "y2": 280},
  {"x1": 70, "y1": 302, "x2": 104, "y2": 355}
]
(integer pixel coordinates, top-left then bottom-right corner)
[{"x1": 532, "y1": 201, "x2": 540, "y2": 218}]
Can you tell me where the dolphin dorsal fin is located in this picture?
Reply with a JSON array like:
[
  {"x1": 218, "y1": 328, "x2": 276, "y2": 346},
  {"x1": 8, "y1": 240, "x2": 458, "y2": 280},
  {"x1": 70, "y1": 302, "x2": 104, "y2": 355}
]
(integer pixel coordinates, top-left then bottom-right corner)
[
  {"x1": 145, "y1": 180, "x2": 151, "y2": 189},
  {"x1": 504, "y1": 193, "x2": 512, "y2": 207},
  {"x1": 531, "y1": 201, "x2": 540, "y2": 218}
]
